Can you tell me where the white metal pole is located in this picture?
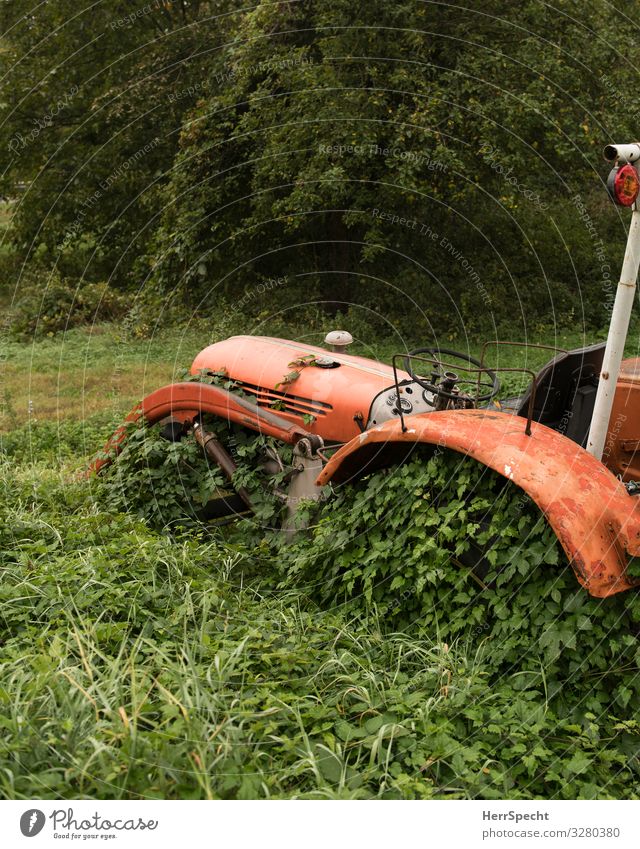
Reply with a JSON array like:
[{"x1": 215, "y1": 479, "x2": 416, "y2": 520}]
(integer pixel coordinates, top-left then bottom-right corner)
[{"x1": 586, "y1": 193, "x2": 640, "y2": 460}]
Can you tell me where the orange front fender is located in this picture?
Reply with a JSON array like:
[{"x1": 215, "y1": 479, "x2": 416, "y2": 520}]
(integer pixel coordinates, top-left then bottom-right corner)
[
  {"x1": 90, "y1": 382, "x2": 312, "y2": 474},
  {"x1": 317, "y1": 410, "x2": 640, "y2": 598}
]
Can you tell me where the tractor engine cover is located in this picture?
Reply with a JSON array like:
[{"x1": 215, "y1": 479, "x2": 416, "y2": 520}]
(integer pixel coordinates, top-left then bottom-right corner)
[{"x1": 190, "y1": 335, "x2": 414, "y2": 444}]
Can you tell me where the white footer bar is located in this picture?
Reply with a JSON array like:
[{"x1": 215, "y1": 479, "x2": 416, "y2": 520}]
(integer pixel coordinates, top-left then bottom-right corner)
[{"x1": 0, "y1": 799, "x2": 636, "y2": 849}]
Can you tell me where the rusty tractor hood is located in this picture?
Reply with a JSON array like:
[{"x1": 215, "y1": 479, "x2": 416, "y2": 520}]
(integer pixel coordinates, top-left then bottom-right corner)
[{"x1": 191, "y1": 335, "x2": 409, "y2": 443}]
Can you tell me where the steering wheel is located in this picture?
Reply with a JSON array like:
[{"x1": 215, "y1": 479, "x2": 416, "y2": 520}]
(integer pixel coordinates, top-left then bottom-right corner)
[{"x1": 403, "y1": 347, "x2": 500, "y2": 404}]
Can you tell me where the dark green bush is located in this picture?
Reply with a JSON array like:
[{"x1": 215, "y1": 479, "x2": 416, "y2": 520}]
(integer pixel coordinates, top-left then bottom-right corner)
[
  {"x1": 98, "y1": 421, "x2": 227, "y2": 528},
  {"x1": 9, "y1": 268, "x2": 127, "y2": 340},
  {"x1": 276, "y1": 450, "x2": 640, "y2": 716}
]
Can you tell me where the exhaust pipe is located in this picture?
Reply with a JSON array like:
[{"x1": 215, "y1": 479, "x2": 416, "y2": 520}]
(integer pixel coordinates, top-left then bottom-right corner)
[{"x1": 603, "y1": 143, "x2": 640, "y2": 164}]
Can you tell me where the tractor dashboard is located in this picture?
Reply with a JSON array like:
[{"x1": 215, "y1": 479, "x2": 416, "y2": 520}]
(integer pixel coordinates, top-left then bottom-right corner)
[{"x1": 366, "y1": 381, "x2": 436, "y2": 428}]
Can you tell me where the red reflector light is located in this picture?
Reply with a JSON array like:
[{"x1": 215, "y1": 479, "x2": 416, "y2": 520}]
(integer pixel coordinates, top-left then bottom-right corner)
[{"x1": 607, "y1": 163, "x2": 640, "y2": 206}]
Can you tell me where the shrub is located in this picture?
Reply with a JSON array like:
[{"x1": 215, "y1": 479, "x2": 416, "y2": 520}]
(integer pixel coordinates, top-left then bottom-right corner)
[
  {"x1": 9, "y1": 268, "x2": 127, "y2": 339},
  {"x1": 98, "y1": 408, "x2": 295, "y2": 533},
  {"x1": 98, "y1": 420, "x2": 226, "y2": 528},
  {"x1": 276, "y1": 450, "x2": 640, "y2": 718}
]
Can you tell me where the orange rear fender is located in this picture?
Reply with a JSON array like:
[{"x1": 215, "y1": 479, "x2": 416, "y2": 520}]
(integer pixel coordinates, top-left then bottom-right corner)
[{"x1": 317, "y1": 409, "x2": 640, "y2": 598}]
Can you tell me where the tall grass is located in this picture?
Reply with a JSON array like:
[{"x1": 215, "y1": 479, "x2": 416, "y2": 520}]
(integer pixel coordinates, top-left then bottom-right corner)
[{"x1": 1, "y1": 449, "x2": 639, "y2": 799}]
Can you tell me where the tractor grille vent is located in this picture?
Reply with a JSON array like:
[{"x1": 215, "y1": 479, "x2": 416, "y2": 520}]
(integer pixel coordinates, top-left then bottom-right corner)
[{"x1": 235, "y1": 380, "x2": 332, "y2": 418}]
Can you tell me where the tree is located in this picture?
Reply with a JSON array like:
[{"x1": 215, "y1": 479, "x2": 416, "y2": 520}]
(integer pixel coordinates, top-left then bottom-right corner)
[
  {"x1": 0, "y1": 0, "x2": 235, "y2": 288},
  {"x1": 3, "y1": 0, "x2": 638, "y2": 333},
  {"x1": 153, "y1": 0, "x2": 637, "y2": 332}
]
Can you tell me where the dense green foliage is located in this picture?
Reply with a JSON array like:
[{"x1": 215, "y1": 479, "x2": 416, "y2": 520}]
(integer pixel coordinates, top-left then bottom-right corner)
[
  {"x1": 2, "y1": 1, "x2": 640, "y2": 337},
  {"x1": 2, "y1": 417, "x2": 640, "y2": 799},
  {"x1": 9, "y1": 269, "x2": 128, "y2": 340},
  {"x1": 99, "y1": 414, "x2": 299, "y2": 529},
  {"x1": 154, "y1": 0, "x2": 630, "y2": 332},
  {"x1": 279, "y1": 452, "x2": 640, "y2": 713},
  {"x1": 0, "y1": 1, "x2": 234, "y2": 290},
  {"x1": 100, "y1": 419, "x2": 227, "y2": 526}
]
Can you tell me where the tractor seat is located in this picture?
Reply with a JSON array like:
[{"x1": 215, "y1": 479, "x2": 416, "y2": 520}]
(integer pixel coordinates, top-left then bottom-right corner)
[{"x1": 495, "y1": 342, "x2": 605, "y2": 447}]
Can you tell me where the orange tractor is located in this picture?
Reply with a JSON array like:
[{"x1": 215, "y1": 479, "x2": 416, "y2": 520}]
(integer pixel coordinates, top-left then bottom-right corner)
[{"x1": 95, "y1": 143, "x2": 640, "y2": 599}]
